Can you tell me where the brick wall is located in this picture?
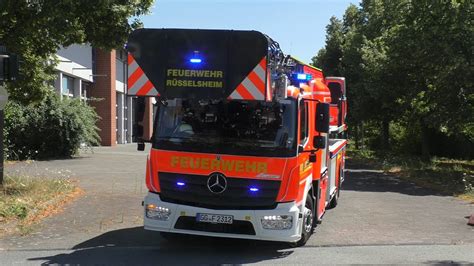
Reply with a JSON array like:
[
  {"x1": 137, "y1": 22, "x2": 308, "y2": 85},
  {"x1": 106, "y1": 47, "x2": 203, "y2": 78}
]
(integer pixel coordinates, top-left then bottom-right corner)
[{"x1": 90, "y1": 49, "x2": 116, "y2": 146}]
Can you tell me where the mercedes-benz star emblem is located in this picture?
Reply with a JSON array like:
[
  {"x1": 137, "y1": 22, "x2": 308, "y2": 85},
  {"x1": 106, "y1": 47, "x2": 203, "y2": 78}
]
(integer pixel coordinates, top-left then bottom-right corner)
[{"x1": 207, "y1": 173, "x2": 227, "y2": 194}]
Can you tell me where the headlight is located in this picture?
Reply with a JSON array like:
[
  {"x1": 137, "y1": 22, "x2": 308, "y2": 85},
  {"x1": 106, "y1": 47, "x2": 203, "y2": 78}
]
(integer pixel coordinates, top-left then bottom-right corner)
[
  {"x1": 261, "y1": 215, "x2": 293, "y2": 230},
  {"x1": 146, "y1": 204, "x2": 171, "y2": 221}
]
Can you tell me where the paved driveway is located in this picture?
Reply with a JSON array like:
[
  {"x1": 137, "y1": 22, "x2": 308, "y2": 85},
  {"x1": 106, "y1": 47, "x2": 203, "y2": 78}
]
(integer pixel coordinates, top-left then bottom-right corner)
[{"x1": 1, "y1": 144, "x2": 473, "y2": 264}]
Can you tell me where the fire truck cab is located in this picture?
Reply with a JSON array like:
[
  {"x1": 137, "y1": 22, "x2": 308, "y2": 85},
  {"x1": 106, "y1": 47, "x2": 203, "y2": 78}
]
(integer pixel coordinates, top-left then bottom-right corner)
[{"x1": 127, "y1": 29, "x2": 347, "y2": 246}]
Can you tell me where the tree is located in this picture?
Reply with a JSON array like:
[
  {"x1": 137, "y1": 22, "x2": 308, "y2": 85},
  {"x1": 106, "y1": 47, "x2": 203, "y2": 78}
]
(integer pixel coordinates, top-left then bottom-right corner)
[
  {"x1": 339, "y1": 4, "x2": 365, "y2": 148},
  {"x1": 0, "y1": 0, "x2": 154, "y2": 104},
  {"x1": 357, "y1": 0, "x2": 412, "y2": 149},
  {"x1": 387, "y1": 0, "x2": 473, "y2": 158},
  {"x1": 312, "y1": 16, "x2": 344, "y2": 76},
  {"x1": 313, "y1": 0, "x2": 473, "y2": 158}
]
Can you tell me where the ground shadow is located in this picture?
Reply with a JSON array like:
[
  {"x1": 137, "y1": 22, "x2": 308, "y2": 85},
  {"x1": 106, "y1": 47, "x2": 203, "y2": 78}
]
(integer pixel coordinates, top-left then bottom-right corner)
[
  {"x1": 343, "y1": 170, "x2": 451, "y2": 196},
  {"x1": 28, "y1": 226, "x2": 294, "y2": 265},
  {"x1": 425, "y1": 260, "x2": 473, "y2": 266}
]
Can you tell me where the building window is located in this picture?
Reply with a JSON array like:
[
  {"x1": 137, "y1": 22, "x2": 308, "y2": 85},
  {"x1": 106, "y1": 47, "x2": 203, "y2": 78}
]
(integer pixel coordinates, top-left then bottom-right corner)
[
  {"x1": 116, "y1": 49, "x2": 126, "y2": 84},
  {"x1": 62, "y1": 75, "x2": 74, "y2": 96}
]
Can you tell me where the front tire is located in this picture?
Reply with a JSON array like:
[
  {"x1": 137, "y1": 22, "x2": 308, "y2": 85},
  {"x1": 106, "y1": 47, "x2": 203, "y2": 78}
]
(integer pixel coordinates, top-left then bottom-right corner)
[{"x1": 295, "y1": 194, "x2": 315, "y2": 247}]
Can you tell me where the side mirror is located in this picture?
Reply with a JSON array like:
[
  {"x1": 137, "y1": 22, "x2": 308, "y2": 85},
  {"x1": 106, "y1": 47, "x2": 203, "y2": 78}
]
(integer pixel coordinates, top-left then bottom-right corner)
[
  {"x1": 315, "y1": 103, "x2": 330, "y2": 133},
  {"x1": 313, "y1": 135, "x2": 326, "y2": 149},
  {"x1": 137, "y1": 142, "x2": 145, "y2": 151},
  {"x1": 298, "y1": 144, "x2": 304, "y2": 153}
]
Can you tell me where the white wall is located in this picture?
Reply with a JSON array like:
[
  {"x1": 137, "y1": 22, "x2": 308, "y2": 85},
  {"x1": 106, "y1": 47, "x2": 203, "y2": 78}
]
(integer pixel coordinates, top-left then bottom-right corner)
[{"x1": 55, "y1": 44, "x2": 93, "y2": 82}]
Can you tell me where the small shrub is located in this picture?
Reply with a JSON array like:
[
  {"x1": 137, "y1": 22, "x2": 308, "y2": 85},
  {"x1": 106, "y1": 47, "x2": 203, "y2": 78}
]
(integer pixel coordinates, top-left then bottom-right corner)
[
  {"x1": 4, "y1": 93, "x2": 100, "y2": 160},
  {"x1": 1, "y1": 204, "x2": 28, "y2": 219}
]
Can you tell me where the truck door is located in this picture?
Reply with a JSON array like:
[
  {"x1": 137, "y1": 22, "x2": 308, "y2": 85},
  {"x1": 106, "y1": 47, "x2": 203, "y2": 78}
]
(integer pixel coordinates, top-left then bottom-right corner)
[
  {"x1": 317, "y1": 137, "x2": 328, "y2": 220},
  {"x1": 313, "y1": 102, "x2": 330, "y2": 220},
  {"x1": 297, "y1": 99, "x2": 311, "y2": 204},
  {"x1": 325, "y1": 77, "x2": 346, "y2": 128}
]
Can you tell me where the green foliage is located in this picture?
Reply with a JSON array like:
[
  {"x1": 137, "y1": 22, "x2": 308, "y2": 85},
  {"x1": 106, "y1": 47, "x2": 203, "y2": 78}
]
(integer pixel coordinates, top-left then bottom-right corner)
[
  {"x1": 311, "y1": 16, "x2": 344, "y2": 76},
  {"x1": 314, "y1": 0, "x2": 473, "y2": 159},
  {"x1": 347, "y1": 146, "x2": 474, "y2": 197},
  {"x1": 4, "y1": 93, "x2": 100, "y2": 160},
  {"x1": 0, "y1": 0, "x2": 153, "y2": 104},
  {"x1": 1, "y1": 203, "x2": 28, "y2": 220}
]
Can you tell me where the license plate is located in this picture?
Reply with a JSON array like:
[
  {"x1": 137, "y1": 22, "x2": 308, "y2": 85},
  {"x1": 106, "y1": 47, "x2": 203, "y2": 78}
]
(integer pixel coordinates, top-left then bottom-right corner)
[{"x1": 196, "y1": 213, "x2": 233, "y2": 224}]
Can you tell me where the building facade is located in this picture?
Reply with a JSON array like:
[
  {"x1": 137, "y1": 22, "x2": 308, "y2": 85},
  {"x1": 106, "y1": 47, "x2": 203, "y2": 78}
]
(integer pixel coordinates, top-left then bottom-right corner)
[{"x1": 54, "y1": 45, "x2": 153, "y2": 146}]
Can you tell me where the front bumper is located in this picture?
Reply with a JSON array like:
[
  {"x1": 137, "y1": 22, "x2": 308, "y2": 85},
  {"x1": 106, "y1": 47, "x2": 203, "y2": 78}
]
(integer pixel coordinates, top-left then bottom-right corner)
[{"x1": 144, "y1": 192, "x2": 303, "y2": 242}]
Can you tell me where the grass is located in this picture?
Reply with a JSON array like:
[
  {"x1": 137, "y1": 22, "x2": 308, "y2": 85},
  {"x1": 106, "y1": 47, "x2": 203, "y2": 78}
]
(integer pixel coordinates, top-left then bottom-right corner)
[
  {"x1": 346, "y1": 145, "x2": 474, "y2": 202},
  {"x1": 0, "y1": 175, "x2": 81, "y2": 236}
]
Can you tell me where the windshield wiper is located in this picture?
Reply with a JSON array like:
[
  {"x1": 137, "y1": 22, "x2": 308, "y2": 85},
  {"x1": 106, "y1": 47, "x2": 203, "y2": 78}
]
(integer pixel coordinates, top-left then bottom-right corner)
[
  {"x1": 155, "y1": 136, "x2": 195, "y2": 144},
  {"x1": 156, "y1": 136, "x2": 191, "y2": 140},
  {"x1": 156, "y1": 136, "x2": 215, "y2": 145}
]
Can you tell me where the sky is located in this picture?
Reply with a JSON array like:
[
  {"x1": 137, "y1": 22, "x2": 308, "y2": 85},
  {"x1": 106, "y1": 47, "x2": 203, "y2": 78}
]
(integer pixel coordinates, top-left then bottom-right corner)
[{"x1": 140, "y1": 0, "x2": 360, "y2": 64}]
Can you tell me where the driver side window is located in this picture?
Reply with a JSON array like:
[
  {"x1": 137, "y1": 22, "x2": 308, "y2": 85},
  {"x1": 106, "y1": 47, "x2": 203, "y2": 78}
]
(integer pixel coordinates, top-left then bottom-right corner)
[{"x1": 299, "y1": 101, "x2": 308, "y2": 144}]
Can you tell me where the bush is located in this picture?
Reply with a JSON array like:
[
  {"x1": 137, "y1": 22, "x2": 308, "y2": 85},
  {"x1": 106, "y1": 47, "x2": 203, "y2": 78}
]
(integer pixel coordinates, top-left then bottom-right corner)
[{"x1": 4, "y1": 93, "x2": 100, "y2": 160}]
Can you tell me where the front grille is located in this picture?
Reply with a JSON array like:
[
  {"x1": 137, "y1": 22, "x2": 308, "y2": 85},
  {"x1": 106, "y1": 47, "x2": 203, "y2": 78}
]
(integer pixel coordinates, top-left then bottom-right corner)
[
  {"x1": 175, "y1": 216, "x2": 256, "y2": 235},
  {"x1": 158, "y1": 172, "x2": 280, "y2": 209}
]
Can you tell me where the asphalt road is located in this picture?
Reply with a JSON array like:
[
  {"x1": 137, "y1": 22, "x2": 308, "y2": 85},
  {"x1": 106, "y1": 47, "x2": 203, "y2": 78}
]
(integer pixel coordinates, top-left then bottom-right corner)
[{"x1": 1, "y1": 144, "x2": 473, "y2": 264}]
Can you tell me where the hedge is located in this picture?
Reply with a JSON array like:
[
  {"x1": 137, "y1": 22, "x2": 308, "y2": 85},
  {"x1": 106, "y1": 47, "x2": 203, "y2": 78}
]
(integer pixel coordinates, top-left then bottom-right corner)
[{"x1": 4, "y1": 94, "x2": 100, "y2": 160}]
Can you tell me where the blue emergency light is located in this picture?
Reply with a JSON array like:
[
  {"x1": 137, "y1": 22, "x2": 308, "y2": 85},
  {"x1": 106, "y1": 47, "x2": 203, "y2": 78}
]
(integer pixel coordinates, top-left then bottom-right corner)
[
  {"x1": 294, "y1": 73, "x2": 312, "y2": 81},
  {"x1": 189, "y1": 58, "x2": 202, "y2": 64},
  {"x1": 249, "y1": 187, "x2": 259, "y2": 192},
  {"x1": 176, "y1": 181, "x2": 186, "y2": 186},
  {"x1": 189, "y1": 50, "x2": 203, "y2": 64}
]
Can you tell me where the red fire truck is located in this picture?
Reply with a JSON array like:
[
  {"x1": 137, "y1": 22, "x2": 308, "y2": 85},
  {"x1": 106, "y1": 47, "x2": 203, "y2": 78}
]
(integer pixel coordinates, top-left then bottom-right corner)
[{"x1": 127, "y1": 29, "x2": 347, "y2": 246}]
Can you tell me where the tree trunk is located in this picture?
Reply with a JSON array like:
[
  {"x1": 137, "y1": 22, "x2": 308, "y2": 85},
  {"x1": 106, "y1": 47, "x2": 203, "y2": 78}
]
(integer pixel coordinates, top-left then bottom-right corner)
[
  {"x1": 419, "y1": 118, "x2": 431, "y2": 161},
  {"x1": 354, "y1": 123, "x2": 360, "y2": 149},
  {"x1": 0, "y1": 109, "x2": 3, "y2": 186},
  {"x1": 381, "y1": 119, "x2": 390, "y2": 150}
]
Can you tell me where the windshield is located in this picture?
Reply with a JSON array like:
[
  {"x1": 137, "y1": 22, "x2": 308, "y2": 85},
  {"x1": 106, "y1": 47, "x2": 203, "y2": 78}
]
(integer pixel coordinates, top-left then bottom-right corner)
[{"x1": 153, "y1": 98, "x2": 297, "y2": 157}]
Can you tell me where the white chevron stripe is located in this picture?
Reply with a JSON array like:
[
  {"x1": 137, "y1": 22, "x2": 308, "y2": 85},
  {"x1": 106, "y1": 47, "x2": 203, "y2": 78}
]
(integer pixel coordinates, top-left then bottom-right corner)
[
  {"x1": 242, "y1": 78, "x2": 264, "y2": 100},
  {"x1": 229, "y1": 90, "x2": 243, "y2": 99},
  {"x1": 146, "y1": 87, "x2": 159, "y2": 96},
  {"x1": 227, "y1": 57, "x2": 267, "y2": 100},
  {"x1": 253, "y1": 64, "x2": 265, "y2": 82},
  {"x1": 128, "y1": 59, "x2": 139, "y2": 77},
  {"x1": 128, "y1": 73, "x2": 149, "y2": 95}
]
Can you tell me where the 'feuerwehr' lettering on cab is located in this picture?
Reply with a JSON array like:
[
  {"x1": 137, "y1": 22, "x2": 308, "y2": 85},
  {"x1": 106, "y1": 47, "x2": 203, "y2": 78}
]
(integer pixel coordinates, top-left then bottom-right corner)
[{"x1": 170, "y1": 156, "x2": 268, "y2": 173}]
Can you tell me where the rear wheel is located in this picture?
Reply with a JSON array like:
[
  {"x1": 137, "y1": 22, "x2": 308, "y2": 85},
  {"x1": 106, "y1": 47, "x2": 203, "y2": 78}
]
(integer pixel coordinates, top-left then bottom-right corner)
[{"x1": 295, "y1": 193, "x2": 315, "y2": 247}]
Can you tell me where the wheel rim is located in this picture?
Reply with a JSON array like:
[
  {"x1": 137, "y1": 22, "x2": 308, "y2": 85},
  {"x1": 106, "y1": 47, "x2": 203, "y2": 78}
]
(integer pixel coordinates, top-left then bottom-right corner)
[{"x1": 303, "y1": 208, "x2": 313, "y2": 233}]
